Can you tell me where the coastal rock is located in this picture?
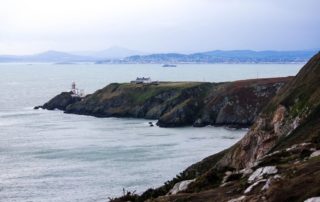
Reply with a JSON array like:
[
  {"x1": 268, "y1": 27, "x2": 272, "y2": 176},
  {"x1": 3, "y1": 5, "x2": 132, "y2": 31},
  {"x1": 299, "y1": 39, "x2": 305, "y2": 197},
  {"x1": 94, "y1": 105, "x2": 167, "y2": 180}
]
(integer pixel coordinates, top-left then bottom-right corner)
[
  {"x1": 248, "y1": 166, "x2": 278, "y2": 183},
  {"x1": 310, "y1": 150, "x2": 320, "y2": 158},
  {"x1": 261, "y1": 178, "x2": 272, "y2": 191},
  {"x1": 39, "y1": 92, "x2": 82, "y2": 111},
  {"x1": 227, "y1": 196, "x2": 246, "y2": 202},
  {"x1": 305, "y1": 197, "x2": 320, "y2": 202},
  {"x1": 167, "y1": 179, "x2": 195, "y2": 195},
  {"x1": 192, "y1": 118, "x2": 207, "y2": 127},
  {"x1": 239, "y1": 168, "x2": 253, "y2": 176},
  {"x1": 244, "y1": 179, "x2": 266, "y2": 194},
  {"x1": 222, "y1": 171, "x2": 242, "y2": 184}
]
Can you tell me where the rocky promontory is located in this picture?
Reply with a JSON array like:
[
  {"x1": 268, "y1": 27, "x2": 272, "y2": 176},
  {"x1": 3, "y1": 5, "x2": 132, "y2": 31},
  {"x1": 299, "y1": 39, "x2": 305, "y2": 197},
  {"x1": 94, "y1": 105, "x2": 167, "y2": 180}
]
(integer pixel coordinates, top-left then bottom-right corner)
[{"x1": 37, "y1": 78, "x2": 291, "y2": 128}]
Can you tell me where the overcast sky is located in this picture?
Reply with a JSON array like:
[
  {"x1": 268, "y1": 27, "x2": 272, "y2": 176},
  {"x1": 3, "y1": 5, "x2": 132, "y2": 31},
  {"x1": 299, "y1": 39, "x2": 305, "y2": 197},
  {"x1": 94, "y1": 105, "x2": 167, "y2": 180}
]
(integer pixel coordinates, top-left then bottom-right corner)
[{"x1": 0, "y1": 0, "x2": 319, "y2": 54}]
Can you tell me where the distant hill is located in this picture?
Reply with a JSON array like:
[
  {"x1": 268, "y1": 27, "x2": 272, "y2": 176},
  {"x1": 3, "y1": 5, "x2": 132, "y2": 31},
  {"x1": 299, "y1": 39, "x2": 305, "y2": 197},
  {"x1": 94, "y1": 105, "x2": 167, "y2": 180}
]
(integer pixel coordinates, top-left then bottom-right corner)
[
  {"x1": 0, "y1": 49, "x2": 318, "y2": 63},
  {"x1": 73, "y1": 46, "x2": 148, "y2": 59},
  {"x1": 116, "y1": 50, "x2": 318, "y2": 64},
  {"x1": 0, "y1": 50, "x2": 93, "y2": 63}
]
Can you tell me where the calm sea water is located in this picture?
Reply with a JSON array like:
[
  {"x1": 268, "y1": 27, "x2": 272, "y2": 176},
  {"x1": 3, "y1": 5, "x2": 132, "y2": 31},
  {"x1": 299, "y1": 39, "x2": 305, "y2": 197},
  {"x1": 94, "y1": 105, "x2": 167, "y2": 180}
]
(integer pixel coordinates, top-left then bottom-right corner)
[{"x1": 0, "y1": 63, "x2": 302, "y2": 201}]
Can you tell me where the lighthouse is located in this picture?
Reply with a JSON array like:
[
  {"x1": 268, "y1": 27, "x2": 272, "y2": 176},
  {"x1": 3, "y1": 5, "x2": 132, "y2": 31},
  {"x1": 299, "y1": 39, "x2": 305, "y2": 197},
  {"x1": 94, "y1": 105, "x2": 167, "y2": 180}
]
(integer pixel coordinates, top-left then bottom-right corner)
[
  {"x1": 71, "y1": 81, "x2": 77, "y2": 94},
  {"x1": 71, "y1": 81, "x2": 85, "y2": 97}
]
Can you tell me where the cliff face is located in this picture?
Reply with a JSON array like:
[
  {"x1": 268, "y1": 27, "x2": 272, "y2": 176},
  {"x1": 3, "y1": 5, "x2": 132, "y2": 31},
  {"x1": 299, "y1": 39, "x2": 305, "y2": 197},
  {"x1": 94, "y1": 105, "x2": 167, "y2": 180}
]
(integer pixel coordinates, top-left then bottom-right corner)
[
  {"x1": 65, "y1": 82, "x2": 211, "y2": 122},
  {"x1": 38, "y1": 79, "x2": 290, "y2": 128},
  {"x1": 35, "y1": 92, "x2": 81, "y2": 111},
  {"x1": 116, "y1": 53, "x2": 320, "y2": 202},
  {"x1": 217, "y1": 52, "x2": 320, "y2": 170},
  {"x1": 192, "y1": 78, "x2": 288, "y2": 128}
]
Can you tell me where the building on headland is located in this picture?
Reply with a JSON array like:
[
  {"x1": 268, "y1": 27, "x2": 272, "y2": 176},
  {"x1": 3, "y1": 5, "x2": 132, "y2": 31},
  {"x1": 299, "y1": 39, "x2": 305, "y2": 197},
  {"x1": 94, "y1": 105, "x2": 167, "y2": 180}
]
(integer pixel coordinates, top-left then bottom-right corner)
[
  {"x1": 71, "y1": 81, "x2": 85, "y2": 97},
  {"x1": 131, "y1": 77, "x2": 152, "y2": 84},
  {"x1": 130, "y1": 77, "x2": 159, "y2": 85}
]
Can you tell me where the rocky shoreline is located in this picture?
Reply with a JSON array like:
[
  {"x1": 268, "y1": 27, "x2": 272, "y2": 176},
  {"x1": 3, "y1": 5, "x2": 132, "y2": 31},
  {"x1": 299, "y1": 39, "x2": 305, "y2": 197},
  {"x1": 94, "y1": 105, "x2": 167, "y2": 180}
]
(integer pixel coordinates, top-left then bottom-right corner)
[{"x1": 36, "y1": 77, "x2": 291, "y2": 128}]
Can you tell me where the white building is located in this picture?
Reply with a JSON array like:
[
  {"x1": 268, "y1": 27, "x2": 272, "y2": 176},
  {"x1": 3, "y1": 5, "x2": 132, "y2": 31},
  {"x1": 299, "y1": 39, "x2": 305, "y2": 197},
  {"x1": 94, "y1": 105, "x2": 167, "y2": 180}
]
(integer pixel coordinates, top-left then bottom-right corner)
[{"x1": 131, "y1": 77, "x2": 152, "y2": 84}]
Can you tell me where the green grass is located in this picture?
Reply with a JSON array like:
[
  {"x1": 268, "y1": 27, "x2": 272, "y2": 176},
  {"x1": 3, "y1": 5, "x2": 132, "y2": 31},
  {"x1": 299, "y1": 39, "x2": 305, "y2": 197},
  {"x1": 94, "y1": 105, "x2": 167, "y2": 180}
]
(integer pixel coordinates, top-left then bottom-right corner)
[{"x1": 118, "y1": 82, "x2": 209, "y2": 104}]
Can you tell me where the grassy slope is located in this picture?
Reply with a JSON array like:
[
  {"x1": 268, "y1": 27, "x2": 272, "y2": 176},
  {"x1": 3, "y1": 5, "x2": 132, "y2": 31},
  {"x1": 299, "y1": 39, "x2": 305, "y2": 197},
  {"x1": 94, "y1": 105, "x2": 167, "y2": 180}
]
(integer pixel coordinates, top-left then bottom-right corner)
[{"x1": 77, "y1": 82, "x2": 208, "y2": 105}]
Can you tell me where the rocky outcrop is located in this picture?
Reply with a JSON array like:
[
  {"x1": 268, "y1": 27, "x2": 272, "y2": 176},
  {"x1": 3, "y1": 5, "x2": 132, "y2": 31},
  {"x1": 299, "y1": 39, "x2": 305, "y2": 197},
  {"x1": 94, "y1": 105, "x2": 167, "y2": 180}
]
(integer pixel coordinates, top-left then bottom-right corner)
[
  {"x1": 192, "y1": 78, "x2": 288, "y2": 128},
  {"x1": 216, "y1": 52, "x2": 320, "y2": 170},
  {"x1": 37, "y1": 78, "x2": 290, "y2": 128},
  {"x1": 167, "y1": 179, "x2": 195, "y2": 195},
  {"x1": 35, "y1": 92, "x2": 82, "y2": 110},
  {"x1": 110, "y1": 52, "x2": 320, "y2": 202}
]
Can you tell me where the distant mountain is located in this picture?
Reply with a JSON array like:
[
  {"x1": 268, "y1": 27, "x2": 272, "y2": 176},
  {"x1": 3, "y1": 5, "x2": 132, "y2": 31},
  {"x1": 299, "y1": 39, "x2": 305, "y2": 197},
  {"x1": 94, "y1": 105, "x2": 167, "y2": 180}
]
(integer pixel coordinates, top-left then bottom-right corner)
[
  {"x1": 115, "y1": 50, "x2": 318, "y2": 64},
  {"x1": 31, "y1": 51, "x2": 93, "y2": 61},
  {"x1": 73, "y1": 46, "x2": 148, "y2": 59},
  {"x1": 0, "y1": 50, "x2": 94, "y2": 63},
  {"x1": 0, "y1": 49, "x2": 318, "y2": 63}
]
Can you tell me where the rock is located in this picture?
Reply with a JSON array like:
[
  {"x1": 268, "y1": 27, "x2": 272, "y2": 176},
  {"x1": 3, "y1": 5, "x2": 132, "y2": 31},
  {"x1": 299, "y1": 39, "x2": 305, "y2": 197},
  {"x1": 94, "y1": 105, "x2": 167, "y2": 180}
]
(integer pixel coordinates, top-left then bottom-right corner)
[
  {"x1": 39, "y1": 92, "x2": 82, "y2": 111},
  {"x1": 305, "y1": 197, "x2": 320, "y2": 202},
  {"x1": 261, "y1": 178, "x2": 271, "y2": 191},
  {"x1": 244, "y1": 179, "x2": 266, "y2": 194},
  {"x1": 228, "y1": 195, "x2": 246, "y2": 202},
  {"x1": 292, "y1": 116, "x2": 301, "y2": 129},
  {"x1": 167, "y1": 179, "x2": 195, "y2": 195},
  {"x1": 220, "y1": 181, "x2": 234, "y2": 187},
  {"x1": 239, "y1": 168, "x2": 253, "y2": 176},
  {"x1": 273, "y1": 174, "x2": 282, "y2": 179},
  {"x1": 310, "y1": 150, "x2": 320, "y2": 158},
  {"x1": 222, "y1": 172, "x2": 242, "y2": 183},
  {"x1": 272, "y1": 105, "x2": 286, "y2": 134},
  {"x1": 248, "y1": 166, "x2": 278, "y2": 183},
  {"x1": 286, "y1": 143, "x2": 312, "y2": 152},
  {"x1": 260, "y1": 174, "x2": 282, "y2": 192},
  {"x1": 225, "y1": 171, "x2": 233, "y2": 176},
  {"x1": 193, "y1": 118, "x2": 207, "y2": 127}
]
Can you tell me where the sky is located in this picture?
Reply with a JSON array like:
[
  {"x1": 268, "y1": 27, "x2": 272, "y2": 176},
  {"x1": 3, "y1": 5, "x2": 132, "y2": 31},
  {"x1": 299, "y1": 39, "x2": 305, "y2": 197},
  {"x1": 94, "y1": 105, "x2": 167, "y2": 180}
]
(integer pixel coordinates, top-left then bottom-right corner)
[{"x1": 0, "y1": 0, "x2": 319, "y2": 54}]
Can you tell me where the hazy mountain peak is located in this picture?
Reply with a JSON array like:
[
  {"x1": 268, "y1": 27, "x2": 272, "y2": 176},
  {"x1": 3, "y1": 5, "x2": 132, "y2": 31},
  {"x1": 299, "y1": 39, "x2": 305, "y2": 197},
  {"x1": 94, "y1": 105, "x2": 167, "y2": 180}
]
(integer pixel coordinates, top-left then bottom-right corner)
[{"x1": 73, "y1": 46, "x2": 148, "y2": 59}]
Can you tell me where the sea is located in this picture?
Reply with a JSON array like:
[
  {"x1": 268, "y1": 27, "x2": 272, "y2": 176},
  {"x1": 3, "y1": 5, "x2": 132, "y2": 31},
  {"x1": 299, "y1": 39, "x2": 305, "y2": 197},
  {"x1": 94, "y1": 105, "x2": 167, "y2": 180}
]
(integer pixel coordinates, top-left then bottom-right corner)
[{"x1": 0, "y1": 63, "x2": 303, "y2": 202}]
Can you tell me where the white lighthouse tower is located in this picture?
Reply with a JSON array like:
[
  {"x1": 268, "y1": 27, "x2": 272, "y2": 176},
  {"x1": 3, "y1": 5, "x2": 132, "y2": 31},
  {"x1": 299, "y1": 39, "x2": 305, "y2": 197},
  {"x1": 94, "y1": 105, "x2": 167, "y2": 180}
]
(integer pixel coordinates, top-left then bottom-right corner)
[
  {"x1": 71, "y1": 81, "x2": 77, "y2": 94},
  {"x1": 71, "y1": 81, "x2": 85, "y2": 97}
]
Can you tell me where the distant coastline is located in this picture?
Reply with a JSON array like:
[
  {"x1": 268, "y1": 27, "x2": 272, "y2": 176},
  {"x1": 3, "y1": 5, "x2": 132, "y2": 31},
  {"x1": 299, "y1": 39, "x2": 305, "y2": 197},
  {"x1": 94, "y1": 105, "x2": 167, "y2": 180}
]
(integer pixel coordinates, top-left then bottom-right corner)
[{"x1": 0, "y1": 49, "x2": 317, "y2": 64}]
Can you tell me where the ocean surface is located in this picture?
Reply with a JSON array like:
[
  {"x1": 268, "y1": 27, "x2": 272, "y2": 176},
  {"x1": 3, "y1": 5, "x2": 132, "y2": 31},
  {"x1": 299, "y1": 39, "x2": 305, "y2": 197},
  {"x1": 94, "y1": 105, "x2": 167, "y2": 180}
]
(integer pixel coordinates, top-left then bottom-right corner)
[{"x1": 0, "y1": 63, "x2": 303, "y2": 201}]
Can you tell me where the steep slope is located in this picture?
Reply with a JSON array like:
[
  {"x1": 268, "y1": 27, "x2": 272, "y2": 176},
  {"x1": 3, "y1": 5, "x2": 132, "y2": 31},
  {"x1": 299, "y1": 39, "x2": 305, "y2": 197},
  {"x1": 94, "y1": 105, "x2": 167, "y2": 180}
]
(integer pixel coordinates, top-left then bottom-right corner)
[{"x1": 217, "y1": 52, "x2": 320, "y2": 169}]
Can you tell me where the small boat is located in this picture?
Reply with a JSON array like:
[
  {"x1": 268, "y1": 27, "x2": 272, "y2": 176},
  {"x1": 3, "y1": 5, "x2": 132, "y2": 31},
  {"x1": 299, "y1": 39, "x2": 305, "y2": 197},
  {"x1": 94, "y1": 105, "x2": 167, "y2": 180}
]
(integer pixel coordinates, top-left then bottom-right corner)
[{"x1": 162, "y1": 64, "x2": 177, "y2": 67}]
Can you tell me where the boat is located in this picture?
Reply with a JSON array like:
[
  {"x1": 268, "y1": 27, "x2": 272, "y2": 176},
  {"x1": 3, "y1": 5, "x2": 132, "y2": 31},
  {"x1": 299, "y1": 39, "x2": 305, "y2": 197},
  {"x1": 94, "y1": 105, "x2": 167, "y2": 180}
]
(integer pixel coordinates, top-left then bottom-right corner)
[{"x1": 162, "y1": 64, "x2": 177, "y2": 67}]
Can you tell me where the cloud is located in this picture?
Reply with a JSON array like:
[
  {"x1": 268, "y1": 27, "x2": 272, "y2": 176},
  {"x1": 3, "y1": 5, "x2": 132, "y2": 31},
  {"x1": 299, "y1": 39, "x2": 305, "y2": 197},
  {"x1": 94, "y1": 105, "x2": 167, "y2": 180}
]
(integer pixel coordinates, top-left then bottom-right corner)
[{"x1": 0, "y1": 0, "x2": 319, "y2": 54}]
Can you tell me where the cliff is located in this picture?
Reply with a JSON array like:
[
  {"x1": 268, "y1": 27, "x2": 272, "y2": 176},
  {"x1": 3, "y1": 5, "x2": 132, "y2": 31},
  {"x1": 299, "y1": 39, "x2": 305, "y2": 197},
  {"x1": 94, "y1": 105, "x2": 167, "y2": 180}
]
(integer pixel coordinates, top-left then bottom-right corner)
[
  {"x1": 111, "y1": 52, "x2": 320, "y2": 202},
  {"x1": 37, "y1": 78, "x2": 290, "y2": 128},
  {"x1": 34, "y1": 92, "x2": 81, "y2": 111}
]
